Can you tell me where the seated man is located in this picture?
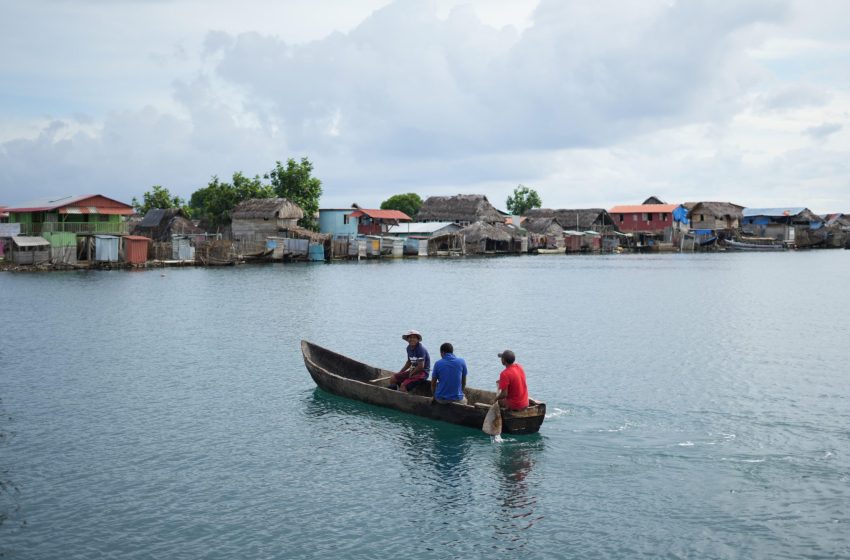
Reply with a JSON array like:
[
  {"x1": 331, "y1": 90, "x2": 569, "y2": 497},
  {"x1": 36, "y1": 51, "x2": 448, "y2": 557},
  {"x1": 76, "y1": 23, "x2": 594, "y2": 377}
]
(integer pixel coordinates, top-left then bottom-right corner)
[
  {"x1": 430, "y1": 342, "x2": 468, "y2": 404},
  {"x1": 495, "y1": 349, "x2": 529, "y2": 410},
  {"x1": 390, "y1": 330, "x2": 430, "y2": 392}
]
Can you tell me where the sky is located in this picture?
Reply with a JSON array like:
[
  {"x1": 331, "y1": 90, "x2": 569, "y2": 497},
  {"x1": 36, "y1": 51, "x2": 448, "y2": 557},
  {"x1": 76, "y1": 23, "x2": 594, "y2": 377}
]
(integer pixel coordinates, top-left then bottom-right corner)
[{"x1": 1, "y1": 0, "x2": 849, "y2": 213}]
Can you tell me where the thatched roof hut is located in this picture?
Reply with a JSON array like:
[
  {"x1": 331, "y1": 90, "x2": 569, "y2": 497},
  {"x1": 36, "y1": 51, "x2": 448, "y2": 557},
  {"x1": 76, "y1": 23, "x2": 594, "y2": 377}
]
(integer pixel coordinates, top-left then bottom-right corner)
[
  {"x1": 524, "y1": 208, "x2": 616, "y2": 232},
  {"x1": 524, "y1": 217, "x2": 565, "y2": 249},
  {"x1": 231, "y1": 198, "x2": 304, "y2": 240},
  {"x1": 133, "y1": 208, "x2": 204, "y2": 241},
  {"x1": 231, "y1": 198, "x2": 303, "y2": 221},
  {"x1": 523, "y1": 217, "x2": 563, "y2": 236},
  {"x1": 459, "y1": 221, "x2": 522, "y2": 254},
  {"x1": 683, "y1": 201, "x2": 744, "y2": 231},
  {"x1": 416, "y1": 194, "x2": 503, "y2": 225}
]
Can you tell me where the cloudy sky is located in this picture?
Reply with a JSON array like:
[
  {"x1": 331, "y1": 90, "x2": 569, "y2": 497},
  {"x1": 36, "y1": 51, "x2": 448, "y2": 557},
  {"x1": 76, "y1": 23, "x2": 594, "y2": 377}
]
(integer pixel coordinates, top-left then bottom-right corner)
[{"x1": 1, "y1": 0, "x2": 849, "y2": 212}]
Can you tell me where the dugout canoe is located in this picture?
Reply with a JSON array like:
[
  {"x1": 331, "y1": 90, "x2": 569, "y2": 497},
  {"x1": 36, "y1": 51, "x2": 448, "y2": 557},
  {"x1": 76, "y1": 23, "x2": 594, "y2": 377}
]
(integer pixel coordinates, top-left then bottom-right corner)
[{"x1": 301, "y1": 340, "x2": 546, "y2": 435}]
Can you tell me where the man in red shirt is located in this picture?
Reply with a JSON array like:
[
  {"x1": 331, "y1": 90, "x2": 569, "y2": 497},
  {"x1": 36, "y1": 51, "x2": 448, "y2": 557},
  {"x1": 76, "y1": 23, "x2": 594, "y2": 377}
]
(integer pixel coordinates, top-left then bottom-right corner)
[{"x1": 496, "y1": 349, "x2": 529, "y2": 410}]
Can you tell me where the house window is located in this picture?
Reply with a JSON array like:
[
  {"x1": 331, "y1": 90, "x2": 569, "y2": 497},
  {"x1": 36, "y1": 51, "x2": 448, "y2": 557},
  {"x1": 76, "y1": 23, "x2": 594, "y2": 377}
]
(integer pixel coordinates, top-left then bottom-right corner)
[
  {"x1": 343, "y1": 214, "x2": 350, "y2": 225},
  {"x1": 619, "y1": 214, "x2": 624, "y2": 223},
  {"x1": 699, "y1": 214, "x2": 704, "y2": 222},
  {"x1": 632, "y1": 215, "x2": 637, "y2": 222},
  {"x1": 660, "y1": 213, "x2": 667, "y2": 221},
  {"x1": 644, "y1": 213, "x2": 652, "y2": 222}
]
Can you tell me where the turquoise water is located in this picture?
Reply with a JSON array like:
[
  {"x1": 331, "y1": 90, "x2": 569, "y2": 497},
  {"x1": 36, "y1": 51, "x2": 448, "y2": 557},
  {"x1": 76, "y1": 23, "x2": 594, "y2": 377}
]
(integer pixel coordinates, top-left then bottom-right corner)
[{"x1": 1, "y1": 253, "x2": 849, "y2": 559}]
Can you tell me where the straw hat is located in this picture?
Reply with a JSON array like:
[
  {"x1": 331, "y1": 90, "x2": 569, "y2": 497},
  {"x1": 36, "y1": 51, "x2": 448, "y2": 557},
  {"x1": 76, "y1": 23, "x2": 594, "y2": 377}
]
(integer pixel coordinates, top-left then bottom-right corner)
[{"x1": 402, "y1": 329, "x2": 422, "y2": 341}]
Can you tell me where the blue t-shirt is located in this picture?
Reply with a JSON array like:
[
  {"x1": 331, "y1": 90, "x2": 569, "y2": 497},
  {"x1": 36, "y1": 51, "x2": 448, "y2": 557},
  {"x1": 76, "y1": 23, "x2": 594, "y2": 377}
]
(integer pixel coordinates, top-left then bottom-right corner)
[
  {"x1": 406, "y1": 343, "x2": 430, "y2": 375},
  {"x1": 432, "y1": 353, "x2": 467, "y2": 401}
]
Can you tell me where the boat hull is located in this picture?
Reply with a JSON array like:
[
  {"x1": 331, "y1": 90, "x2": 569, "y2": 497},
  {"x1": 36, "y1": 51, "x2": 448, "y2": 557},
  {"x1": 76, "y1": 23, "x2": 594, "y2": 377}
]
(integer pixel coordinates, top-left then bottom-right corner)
[
  {"x1": 301, "y1": 340, "x2": 545, "y2": 434},
  {"x1": 724, "y1": 239, "x2": 786, "y2": 251}
]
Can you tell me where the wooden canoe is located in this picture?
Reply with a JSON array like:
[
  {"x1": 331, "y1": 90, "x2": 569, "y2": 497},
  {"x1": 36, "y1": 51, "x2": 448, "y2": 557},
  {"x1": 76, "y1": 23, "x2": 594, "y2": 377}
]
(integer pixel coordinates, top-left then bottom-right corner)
[{"x1": 301, "y1": 340, "x2": 546, "y2": 435}]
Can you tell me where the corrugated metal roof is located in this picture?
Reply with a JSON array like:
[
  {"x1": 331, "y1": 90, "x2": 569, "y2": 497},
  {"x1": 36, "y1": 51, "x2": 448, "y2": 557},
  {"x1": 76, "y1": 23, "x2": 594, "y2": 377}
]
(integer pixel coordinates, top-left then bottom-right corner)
[
  {"x1": 12, "y1": 236, "x2": 50, "y2": 247},
  {"x1": 6, "y1": 195, "x2": 91, "y2": 211},
  {"x1": 5, "y1": 194, "x2": 134, "y2": 214},
  {"x1": 138, "y1": 209, "x2": 167, "y2": 227},
  {"x1": 349, "y1": 209, "x2": 412, "y2": 221},
  {"x1": 742, "y1": 207, "x2": 807, "y2": 217},
  {"x1": 123, "y1": 235, "x2": 151, "y2": 241},
  {"x1": 609, "y1": 204, "x2": 679, "y2": 214},
  {"x1": 386, "y1": 221, "x2": 458, "y2": 234},
  {"x1": 59, "y1": 207, "x2": 133, "y2": 215}
]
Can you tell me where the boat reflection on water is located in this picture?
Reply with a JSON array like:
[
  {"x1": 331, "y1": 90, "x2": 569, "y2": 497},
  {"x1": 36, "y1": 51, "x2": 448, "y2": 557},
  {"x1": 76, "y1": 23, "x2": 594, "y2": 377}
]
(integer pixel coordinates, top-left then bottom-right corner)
[{"x1": 492, "y1": 439, "x2": 545, "y2": 551}]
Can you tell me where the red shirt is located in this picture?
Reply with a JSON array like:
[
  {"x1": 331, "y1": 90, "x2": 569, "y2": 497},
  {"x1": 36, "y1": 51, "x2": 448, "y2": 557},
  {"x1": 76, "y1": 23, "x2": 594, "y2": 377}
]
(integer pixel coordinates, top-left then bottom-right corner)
[{"x1": 498, "y1": 363, "x2": 529, "y2": 410}]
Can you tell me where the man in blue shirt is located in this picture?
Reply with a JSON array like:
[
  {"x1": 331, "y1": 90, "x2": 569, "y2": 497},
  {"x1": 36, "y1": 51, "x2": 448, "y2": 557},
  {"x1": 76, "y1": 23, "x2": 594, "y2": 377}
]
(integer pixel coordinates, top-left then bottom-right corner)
[
  {"x1": 390, "y1": 329, "x2": 430, "y2": 392},
  {"x1": 430, "y1": 342, "x2": 468, "y2": 404}
]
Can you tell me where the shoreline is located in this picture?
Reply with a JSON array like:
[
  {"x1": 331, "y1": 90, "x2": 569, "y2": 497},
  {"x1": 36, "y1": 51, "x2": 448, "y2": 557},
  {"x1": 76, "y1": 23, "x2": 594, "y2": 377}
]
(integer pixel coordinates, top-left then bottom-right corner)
[{"x1": 2, "y1": 245, "x2": 847, "y2": 273}]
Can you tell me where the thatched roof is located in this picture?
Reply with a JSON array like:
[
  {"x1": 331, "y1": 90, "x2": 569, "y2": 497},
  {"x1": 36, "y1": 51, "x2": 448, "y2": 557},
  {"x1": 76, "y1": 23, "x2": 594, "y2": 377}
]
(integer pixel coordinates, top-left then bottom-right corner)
[
  {"x1": 416, "y1": 194, "x2": 503, "y2": 223},
  {"x1": 684, "y1": 202, "x2": 744, "y2": 218},
  {"x1": 232, "y1": 198, "x2": 303, "y2": 220},
  {"x1": 826, "y1": 213, "x2": 850, "y2": 227},
  {"x1": 525, "y1": 208, "x2": 614, "y2": 231},
  {"x1": 643, "y1": 196, "x2": 666, "y2": 204},
  {"x1": 523, "y1": 217, "x2": 563, "y2": 235},
  {"x1": 459, "y1": 221, "x2": 517, "y2": 243}
]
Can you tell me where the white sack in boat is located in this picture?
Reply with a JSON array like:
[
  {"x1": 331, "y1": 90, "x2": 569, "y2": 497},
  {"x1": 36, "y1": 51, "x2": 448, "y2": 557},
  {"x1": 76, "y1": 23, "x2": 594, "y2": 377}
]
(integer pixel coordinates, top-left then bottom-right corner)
[{"x1": 482, "y1": 402, "x2": 502, "y2": 435}]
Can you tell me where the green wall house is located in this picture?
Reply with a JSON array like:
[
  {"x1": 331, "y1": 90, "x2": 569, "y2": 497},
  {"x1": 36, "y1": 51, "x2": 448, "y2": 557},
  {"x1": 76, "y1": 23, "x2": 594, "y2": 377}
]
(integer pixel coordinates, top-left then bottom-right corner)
[{"x1": 5, "y1": 195, "x2": 134, "y2": 236}]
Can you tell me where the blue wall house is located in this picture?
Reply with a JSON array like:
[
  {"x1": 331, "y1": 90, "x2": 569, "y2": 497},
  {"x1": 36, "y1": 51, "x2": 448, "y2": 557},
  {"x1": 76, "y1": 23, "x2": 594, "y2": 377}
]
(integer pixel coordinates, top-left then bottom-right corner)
[
  {"x1": 318, "y1": 209, "x2": 358, "y2": 237},
  {"x1": 319, "y1": 208, "x2": 412, "y2": 237}
]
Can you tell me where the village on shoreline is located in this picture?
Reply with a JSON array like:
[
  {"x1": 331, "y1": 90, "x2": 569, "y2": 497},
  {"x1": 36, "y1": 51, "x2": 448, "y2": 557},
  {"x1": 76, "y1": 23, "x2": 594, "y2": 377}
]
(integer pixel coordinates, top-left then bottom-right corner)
[{"x1": 1, "y1": 192, "x2": 849, "y2": 272}]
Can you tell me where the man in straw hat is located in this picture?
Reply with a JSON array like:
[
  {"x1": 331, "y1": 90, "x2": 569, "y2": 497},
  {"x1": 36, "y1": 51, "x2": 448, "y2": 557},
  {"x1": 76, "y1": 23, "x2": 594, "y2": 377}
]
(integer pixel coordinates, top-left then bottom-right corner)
[{"x1": 389, "y1": 330, "x2": 431, "y2": 392}]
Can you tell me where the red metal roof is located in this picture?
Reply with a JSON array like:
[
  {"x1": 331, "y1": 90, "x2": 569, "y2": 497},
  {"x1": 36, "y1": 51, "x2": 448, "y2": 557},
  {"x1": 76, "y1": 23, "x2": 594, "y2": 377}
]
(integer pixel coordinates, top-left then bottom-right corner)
[
  {"x1": 349, "y1": 209, "x2": 412, "y2": 221},
  {"x1": 609, "y1": 204, "x2": 679, "y2": 214},
  {"x1": 5, "y1": 194, "x2": 134, "y2": 215},
  {"x1": 123, "y1": 235, "x2": 152, "y2": 241}
]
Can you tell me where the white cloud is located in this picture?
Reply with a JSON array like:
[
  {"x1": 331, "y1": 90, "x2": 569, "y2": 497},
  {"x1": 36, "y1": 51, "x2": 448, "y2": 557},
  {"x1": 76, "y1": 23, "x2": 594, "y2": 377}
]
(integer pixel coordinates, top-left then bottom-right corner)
[
  {"x1": 803, "y1": 122, "x2": 842, "y2": 141},
  {"x1": 1, "y1": 0, "x2": 849, "y2": 213}
]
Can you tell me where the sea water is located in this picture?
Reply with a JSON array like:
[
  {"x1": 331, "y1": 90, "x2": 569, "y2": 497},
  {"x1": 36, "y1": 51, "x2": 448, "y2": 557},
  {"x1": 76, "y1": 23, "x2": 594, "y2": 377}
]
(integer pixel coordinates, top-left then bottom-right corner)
[{"x1": 1, "y1": 252, "x2": 849, "y2": 559}]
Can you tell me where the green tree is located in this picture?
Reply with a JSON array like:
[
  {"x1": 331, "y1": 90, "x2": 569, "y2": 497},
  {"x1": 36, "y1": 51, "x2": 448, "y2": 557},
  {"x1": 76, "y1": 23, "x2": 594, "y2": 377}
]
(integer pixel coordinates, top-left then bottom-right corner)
[
  {"x1": 380, "y1": 193, "x2": 422, "y2": 219},
  {"x1": 132, "y1": 185, "x2": 190, "y2": 217},
  {"x1": 505, "y1": 184, "x2": 542, "y2": 215},
  {"x1": 232, "y1": 171, "x2": 275, "y2": 201},
  {"x1": 267, "y1": 157, "x2": 323, "y2": 230},
  {"x1": 189, "y1": 172, "x2": 274, "y2": 228}
]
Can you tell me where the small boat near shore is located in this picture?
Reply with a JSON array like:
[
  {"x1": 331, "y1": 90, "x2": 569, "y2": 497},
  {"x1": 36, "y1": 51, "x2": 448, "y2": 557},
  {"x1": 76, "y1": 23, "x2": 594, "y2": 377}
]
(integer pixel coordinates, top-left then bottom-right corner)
[
  {"x1": 724, "y1": 237, "x2": 786, "y2": 251},
  {"x1": 301, "y1": 340, "x2": 546, "y2": 434},
  {"x1": 534, "y1": 248, "x2": 565, "y2": 255}
]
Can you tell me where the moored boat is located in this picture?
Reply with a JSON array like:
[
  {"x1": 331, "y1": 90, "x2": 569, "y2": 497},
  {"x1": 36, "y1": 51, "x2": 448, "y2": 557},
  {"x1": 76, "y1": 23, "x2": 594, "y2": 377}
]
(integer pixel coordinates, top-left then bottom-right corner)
[
  {"x1": 724, "y1": 237, "x2": 786, "y2": 251},
  {"x1": 301, "y1": 340, "x2": 546, "y2": 434},
  {"x1": 534, "y1": 248, "x2": 565, "y2": 255}
]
